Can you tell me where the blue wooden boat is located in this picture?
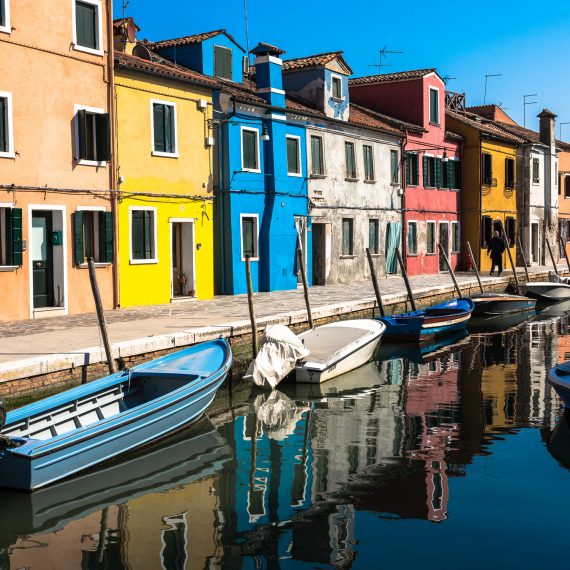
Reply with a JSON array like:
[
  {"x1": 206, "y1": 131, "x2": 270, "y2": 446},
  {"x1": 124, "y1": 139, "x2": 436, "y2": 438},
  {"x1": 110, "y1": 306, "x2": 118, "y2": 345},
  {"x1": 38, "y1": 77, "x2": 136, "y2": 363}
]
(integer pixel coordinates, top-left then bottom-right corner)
[
  {"x1": 0, "y1": 338, "x2": 231, "y2": 491},
  {"x1": 547, "y1": 362, "x2": 570, "y2": 408},
  {"x1": 377, "y1": 298, "x2": 474, "y2": 342}
]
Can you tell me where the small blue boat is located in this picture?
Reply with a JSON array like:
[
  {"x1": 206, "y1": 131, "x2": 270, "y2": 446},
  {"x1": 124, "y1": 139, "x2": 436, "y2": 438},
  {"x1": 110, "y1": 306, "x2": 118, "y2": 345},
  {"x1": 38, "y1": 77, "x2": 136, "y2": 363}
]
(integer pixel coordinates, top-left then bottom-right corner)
[
  {"x1": 547, "y1": 362, "x2": 570, "y2": 408},
  {"x1": 377, "y1": 298, "x2": 475, "y2": 342},
  {"x1": 0, "y1": 338, "x2": 231, "y2": 491}
]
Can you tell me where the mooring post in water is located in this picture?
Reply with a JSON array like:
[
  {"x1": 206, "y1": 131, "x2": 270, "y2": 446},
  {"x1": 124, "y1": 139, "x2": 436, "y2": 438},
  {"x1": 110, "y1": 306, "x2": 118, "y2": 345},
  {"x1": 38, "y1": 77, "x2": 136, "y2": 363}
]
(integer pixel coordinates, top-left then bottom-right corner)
[
  {"x1": 245, "y1": 256, "x2": 258, "y2": 358},
  {"x1": 366, "y1": 247, "x2": 385, "y2": 317},
  {"x1": 559, "y1": 235, "x2": 570, "y2": 273},
  {"x1": 395, "y1": 247, "x2": 417, "y2": 312},
  {"x1": 545, "y1": 235, "x2": 559, "y2": 275},
  {"x1": 498, "y1": 221, "x2": 520, "y2": 293},
  {"x1": 517, "y1": 235, "x2": 530, "y2": 282},
  {"x1": 88, "y1": 257, "x2": 116, "y2": 374},
  {"x1": 297, "y1": 248, "x2": 314, "y2": 329},
  {"x1": 438, "y1": 244, "x2": 463, "y2": 298},
  {"x1": 466, "y1": 241, "x2": 484, "y2": 294}
]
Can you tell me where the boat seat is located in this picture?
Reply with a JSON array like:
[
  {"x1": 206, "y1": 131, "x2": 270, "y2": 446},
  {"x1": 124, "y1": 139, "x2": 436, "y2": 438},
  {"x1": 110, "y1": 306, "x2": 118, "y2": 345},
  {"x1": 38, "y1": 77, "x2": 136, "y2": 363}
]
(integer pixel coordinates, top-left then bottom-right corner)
[{"x1": 300, "y1": 327, "x2": 368, "y2": 364}]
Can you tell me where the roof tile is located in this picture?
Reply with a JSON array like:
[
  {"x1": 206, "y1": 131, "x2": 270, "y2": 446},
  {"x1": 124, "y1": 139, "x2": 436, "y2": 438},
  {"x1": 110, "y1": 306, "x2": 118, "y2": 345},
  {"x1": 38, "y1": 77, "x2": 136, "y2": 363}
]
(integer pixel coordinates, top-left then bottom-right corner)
[
  {"x1": 149, "y1": 29, "x2": 245, "y2": 52},
  {"x1": 349, "y1": 68, "x2": 437, "y2": 86},
  {"x1": 282, "y1": 51, "x2": 352, "y2": 74}
]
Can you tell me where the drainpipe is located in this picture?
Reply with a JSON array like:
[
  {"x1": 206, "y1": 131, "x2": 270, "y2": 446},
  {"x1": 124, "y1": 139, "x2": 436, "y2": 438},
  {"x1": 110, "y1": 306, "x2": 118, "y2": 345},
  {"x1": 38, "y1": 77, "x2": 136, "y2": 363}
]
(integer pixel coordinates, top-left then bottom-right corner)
[
  {"x1": 401, "y1": 129, "x2": 408, "y2": 270},
  {"x1": 107, "y1": 0, "x2": 119, "y2": 308}
]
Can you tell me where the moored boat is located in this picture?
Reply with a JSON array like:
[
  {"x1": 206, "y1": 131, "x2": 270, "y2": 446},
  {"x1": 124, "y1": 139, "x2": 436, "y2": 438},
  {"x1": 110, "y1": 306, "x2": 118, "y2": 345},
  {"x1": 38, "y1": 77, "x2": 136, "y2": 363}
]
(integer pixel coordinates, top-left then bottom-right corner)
[
  {"x1": 523, "y1": 272, "x2": 570, "y2": 303},
  {"x1": 377, "y1": 298, "x2": 474, "y2": 342},
  {"x1": 471, "y1": 292, "x2": 536, "y2": 315},
  {"x1": 0, "y1": 338, "x2": 232, "y2": 491},
  {"x1": 547, "y1": 361, "x2": 570, "y2": 408},
  {"x1": 295, "y1": 320, "x2": 385, "y2": 384}
]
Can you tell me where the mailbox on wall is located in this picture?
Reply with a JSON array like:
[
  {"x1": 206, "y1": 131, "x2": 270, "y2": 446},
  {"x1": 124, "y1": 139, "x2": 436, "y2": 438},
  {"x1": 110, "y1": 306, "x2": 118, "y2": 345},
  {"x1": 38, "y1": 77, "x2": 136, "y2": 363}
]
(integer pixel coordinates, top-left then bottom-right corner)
[{"x1": 50, "y1": 231, "x2": 63, "y2": 246}]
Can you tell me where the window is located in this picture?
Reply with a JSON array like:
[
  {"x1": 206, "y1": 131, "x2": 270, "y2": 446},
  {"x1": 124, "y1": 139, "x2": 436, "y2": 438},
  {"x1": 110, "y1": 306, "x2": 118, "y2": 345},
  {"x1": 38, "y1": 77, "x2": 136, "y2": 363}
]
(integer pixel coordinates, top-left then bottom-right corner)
[
  {"x1": 241, "y1": 215, "x2": 258, "y2": 259},
  {"x1": 214, "y1": 45, "x2": 232, "y2": 80},
  {"x1": 0, "y1": 0, "x2": 10, "y2": 33},
  {"x1": 161, "y1": 514, "x2": 188, "y2": 570},
  {"x1": 75, "y1": 106, "x2": 110, "y2": 163},
  {"x1": 310, "y1": 135, "x2": 324, "y2": 176},
  {"x1": 0, "y1": 91, "x2": 14, "y2": 157},
  {"x1": 74, "y1": 209, "x2": 113, "y2": 265},
  {"x1": 152, "y1": 100, "x2": 177, "y2": 156},
  {"x1": 241, "y1": 127, "x2": 260, "y2": 171},
  {"x1": 74, "y1": 0, "x2": 102, "y2": 54},
  {"x1": 423, "y1": 156, "x2": 441, "y2": 188},
  {"x1": 369, "y1": 219, "x2": 379, "y2": 254},
  {"x1": 505, "y1": 158, "x2": 515, "y2": 189},
  {"x1": 441, "y1": 159, "x2": 449, "y2": 189},
  {"x1": 451, "y1": 222, "x2": 460, "y2": 253},
  {"x1": 342, "y1": 218, "x2": 354, "y2": 255},
  {"x1": 406, "y1": 153, "x2": 419, "y2": 186},
  {"x1": 408, "y1": 221, "x2": 418, "y2": 254},
  {"x1": 130, "y1": 208, "x2": 156, "y2": 262},
  {"x1": 427, "y1": 221, "x2": 436, "y2": 254},
  {"x1": 481, "y1": 216, "x2": 492, "y2": 247},
  {"x1": 363, "y1": 145, "x2": 375, "y2": 181},
  {"x1": 449, "y1": 159, "x2": 462, "y2": 190},
  {"x1": 286, "y1": 135, "x2": 301, "y2": 176},
  {"x1": 390, "y1": 150, "x2": 399, "y2": 184},
  {"x1": 566, "y1": 176, "x2": 570, "y2": 199},
  {"x1": 505, "y1": 216, "x2": 516, "y2": 248},
  {"x1": 0, "y1": 206, "x2": 22, "y2": 267},
  {"x1": 429, "y1": 87, "x2": 439, "y2": 124},
  {"x1": 345, "y1": 142, "x2": 357, "y2": 179},
  {"x1": 481, "y1": 153, "x2": 493, "y2": 186},
  {"x1": 332, "y1": 76, "x2": 342, "y2": 99},
  {"x1": 532, "y1": 158, "x2": 540, "y2": 183}
]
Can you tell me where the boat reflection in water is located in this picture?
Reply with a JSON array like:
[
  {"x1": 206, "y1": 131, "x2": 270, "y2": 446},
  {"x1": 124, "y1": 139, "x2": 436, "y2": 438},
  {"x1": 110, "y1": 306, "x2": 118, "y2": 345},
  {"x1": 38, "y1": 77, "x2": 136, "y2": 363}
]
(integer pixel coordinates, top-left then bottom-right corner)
[{"x1": 4, "y1": 315, "x2": 570, "y2": 569}]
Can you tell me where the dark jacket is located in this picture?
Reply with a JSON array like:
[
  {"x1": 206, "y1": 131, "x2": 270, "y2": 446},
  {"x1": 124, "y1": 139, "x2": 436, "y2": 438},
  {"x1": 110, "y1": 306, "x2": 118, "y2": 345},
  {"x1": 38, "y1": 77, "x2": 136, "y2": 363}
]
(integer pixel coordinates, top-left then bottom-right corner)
[{"x1": 488, "y1": 236, "x2": 506, "y2": 258}]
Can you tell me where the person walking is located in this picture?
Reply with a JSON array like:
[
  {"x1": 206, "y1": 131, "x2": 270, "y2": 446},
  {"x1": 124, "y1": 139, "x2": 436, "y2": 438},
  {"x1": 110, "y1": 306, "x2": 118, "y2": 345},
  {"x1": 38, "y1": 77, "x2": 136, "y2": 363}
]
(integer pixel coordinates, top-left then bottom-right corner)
[{"x1": 487, "y1": 230, "x2": 507, "y2": 276}]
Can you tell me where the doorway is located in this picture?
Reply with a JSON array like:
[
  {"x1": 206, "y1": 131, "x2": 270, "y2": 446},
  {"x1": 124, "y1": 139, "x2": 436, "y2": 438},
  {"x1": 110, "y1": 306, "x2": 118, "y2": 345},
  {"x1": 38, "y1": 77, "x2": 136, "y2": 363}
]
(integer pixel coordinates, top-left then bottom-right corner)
[
  {"x1": 312, "y1": 223, "x2": 326, "y2": 285},
  {"x1": 31, "y1": 211, "x2": 54, "y2": 308},
  {"x1": 294, "y1": 216, "x2": 308, "y2": 285},
  {"x1": 171, "y1": 220, "x2": 195, "y2": 298},
  {"x1": 438, "y1": 222, "x2": 449, "y2": 272},
  {"x1": 531, "y1": 222, "x2": 539, "y2": 264}
]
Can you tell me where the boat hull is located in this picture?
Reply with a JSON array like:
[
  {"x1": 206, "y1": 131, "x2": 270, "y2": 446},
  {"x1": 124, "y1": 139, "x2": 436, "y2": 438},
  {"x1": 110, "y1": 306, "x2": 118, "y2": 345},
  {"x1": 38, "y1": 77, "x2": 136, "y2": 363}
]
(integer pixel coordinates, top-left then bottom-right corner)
[
  {"x1": 523, "y1": 282, "x2": 570, "y2": 302},
  {"x1": 471, "y1": 293, "x2": 536, "y2": 316},
  {"x1": 547, "y1": 363, "x2": 570, "y2": 408}
]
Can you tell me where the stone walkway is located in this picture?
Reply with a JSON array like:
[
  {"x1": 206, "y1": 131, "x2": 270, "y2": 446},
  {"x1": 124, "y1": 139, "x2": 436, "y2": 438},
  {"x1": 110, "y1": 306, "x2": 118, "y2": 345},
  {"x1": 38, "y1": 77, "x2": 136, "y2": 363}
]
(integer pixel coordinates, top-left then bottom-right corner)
[{"x1": 0, "y1": 264, "x2": 564, "y2": 381}]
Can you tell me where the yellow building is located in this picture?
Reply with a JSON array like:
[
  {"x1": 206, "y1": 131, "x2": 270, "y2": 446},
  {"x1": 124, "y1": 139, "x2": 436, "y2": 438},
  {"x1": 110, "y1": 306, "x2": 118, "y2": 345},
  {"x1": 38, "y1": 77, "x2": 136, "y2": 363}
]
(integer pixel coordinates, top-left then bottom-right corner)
[
  {"x1": 113, "y1": 20, "x2": 217, "y2": 307},
  {"x1": 447, "y1": 109, "x2": 523, "y2": 272}
]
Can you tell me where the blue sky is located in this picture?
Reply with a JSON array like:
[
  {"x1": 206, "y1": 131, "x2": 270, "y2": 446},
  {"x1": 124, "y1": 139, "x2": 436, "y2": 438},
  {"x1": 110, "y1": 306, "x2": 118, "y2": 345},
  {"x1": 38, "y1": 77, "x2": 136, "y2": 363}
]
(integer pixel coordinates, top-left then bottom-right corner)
[{"x1": 117, "y1": 0, "x2": 570, "y2": 136}]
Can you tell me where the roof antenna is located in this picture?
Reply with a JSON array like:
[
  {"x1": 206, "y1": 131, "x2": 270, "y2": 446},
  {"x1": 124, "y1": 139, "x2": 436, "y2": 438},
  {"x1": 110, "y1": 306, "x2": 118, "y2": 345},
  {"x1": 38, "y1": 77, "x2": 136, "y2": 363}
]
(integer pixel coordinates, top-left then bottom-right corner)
[
  {"x1": 368, "y1": 45, "x2": 403, "y2": 72},
  {"x1": 442, "y1": 74, "x2": 456, "y2": 84},
  {"x1": 243, "y1": 0, "x2": 251, "y2": 74}
]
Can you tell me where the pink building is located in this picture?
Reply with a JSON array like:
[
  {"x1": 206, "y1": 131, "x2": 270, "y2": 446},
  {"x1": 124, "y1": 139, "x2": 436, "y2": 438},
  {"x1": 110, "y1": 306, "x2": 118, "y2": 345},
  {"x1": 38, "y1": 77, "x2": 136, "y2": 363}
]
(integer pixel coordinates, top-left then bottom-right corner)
[{"x1": 350, "y1": 70, "x2": 462, "y2": 275}]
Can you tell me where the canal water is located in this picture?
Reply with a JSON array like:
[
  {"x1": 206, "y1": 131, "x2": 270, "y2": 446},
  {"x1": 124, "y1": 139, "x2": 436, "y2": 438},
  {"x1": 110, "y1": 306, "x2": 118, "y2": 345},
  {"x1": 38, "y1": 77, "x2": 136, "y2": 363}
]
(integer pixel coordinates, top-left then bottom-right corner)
[{"x1": 2, "y1": 306, "x2": 570, "y2": 569}]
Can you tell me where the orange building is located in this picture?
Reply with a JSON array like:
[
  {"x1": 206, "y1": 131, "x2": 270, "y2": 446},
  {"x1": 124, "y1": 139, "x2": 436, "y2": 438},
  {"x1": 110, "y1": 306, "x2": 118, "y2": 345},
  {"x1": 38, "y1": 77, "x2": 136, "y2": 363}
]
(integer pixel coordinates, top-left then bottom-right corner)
[
  {"x1": 0, "y1": 0, "x2": 115, "y2": 321},
  {"x1": 557, "y1": 143, "x2": 570, "y2": 259}
]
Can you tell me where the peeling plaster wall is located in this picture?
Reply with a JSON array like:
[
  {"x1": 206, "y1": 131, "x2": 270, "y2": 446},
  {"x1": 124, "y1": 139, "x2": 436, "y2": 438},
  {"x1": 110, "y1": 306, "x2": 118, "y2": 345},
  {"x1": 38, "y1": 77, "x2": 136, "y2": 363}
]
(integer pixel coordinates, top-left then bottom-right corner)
[{"x1": 306, "y1": 124, "x2": 402, "y2": 285}]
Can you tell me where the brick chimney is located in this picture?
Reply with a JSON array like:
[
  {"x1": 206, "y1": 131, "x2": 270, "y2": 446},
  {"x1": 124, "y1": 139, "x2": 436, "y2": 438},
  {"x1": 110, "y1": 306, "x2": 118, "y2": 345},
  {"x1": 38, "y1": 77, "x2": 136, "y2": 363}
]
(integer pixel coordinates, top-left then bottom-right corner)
[
  {"x1": 113, "y1": 17, "x2": 139, "y2": 55},
  {"x1": 538, "y1": 109, "x2": 556, "y2": 148},
  {"x1": 252, "y1": 42, "x2": 286, "y2": 107}
]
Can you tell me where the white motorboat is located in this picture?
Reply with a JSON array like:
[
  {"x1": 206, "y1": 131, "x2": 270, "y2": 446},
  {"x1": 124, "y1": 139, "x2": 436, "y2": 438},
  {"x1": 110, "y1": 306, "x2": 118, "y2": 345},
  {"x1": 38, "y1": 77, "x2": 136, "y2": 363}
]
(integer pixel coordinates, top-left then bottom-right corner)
[
  {"x1": 523, "y1": 272, "x2": 570, "y2": 302},
  {"x1": 295, "y1": 319, "x2": 386, "y2": 384}
]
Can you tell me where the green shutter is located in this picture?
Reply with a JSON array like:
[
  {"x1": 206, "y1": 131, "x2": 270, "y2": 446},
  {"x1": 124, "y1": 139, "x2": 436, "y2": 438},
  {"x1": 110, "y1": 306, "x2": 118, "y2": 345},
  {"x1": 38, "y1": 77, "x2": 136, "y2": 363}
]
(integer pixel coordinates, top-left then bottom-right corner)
[
  {"x1": 99, "y1": 211, "x2": 114, "y2": 263},
  {"x1": 153, "y1": 104, "x2": 165, "y2": 153},
  {"x1": 0, "y1": 97, "x2": 6, "y2": 153},
  {"x1": 311, "y1": 136, "x2": 323, "y2": 175},
  {"x1": 405, "y1": 154, "x2": 411, "y2": 185},
  {"x1": 0, "y1": 0, "x2": 5, "y2": 28},
  {"x1": 448, "y1": 160, "x2": 455, "y2": 189},
  {"x1": 74, "y1": 211, "x2": 84, "y2": 265},
  {"x1": 455, "y1": 160, "x2": 462, "y2": 189},
  {"x1": 143, "y1": 211, "x2": 153, "y2": 259},
  {"x1": 435, "y1": 158, "x2": 442, "y2": 188},
  {"x1": 76, "y1": 1, "x2": 97, "y2": 50},
  {"x1": 131, "y1": 210, "x2": 144, "y2": 259},
  {"x1": 7, "y1": 208, "x2": 22, "y2": 266},
  {"x1": 77, "y1": 109, "x2": 88, "y2": 160},
  {"x1": 423, "y1": 156, "x2": 429, "y2": 187},
  {"x1": 287, "y1": 138, "x2": 299, "y2": 174},
  {"x1": 214, "y1": 46, "x2": 232, "y2": 80},
  {"x1": 164, "y1": 104, "x2": 173, "y2": 153},
  {"x1": 95, "y1": 113, "x2": 110, "y2": 162}
]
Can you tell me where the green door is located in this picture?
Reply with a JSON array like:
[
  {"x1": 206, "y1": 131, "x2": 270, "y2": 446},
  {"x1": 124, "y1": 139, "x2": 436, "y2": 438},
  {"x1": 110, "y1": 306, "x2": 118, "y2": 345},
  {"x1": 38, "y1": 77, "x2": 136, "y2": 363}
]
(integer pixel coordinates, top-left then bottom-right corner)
[{"x1": 32, "y1": 211, "x2": 54, "y2": 308}]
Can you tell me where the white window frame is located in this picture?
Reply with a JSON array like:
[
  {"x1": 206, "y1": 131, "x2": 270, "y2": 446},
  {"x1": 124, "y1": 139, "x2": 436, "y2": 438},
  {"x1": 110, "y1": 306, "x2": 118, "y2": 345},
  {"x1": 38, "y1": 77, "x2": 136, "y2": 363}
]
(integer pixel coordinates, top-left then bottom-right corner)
[
  {"x1": 390, "y1": 148, "x2": 400, "y2": 185},
  {"x1": 129, "y1": 206, "x2": 158, "y2": 265},
  {"x1": 240, "y1": 213, "x2": 259, "y2": 261},
  {"x1": 72, "y1": 0, "x2": 104, "y2": 56},
  {"x1": 286, "y1": 134, "x2": 302, "y2": 177},
  {"x1": 77, "y1": 205, "x2": 108, "y2": 267},
  {"x1": 408, "y1": 221, "x2": 418, "y2": 255},
  {"x1": 426, "y1": 220, "x2": 436, "y2": 255},
  {"x1": 429, "y1": 86, "x2": 440, "y2": 124},
  {"x1": 0, "y1": 91, "x2": 14, "y2": 158},
  {"x1": 0, "y1": 0, "x2": 10, "y2": 34},
  {"x1": 240, "y1": 126, "x2": 261, "y2": 173},
  {"x1": 331, "y1": 73, "x2": 343, "y2": 101},
  {"x1": 73, "y1": 104, "x2": 107, "y2": 167},
  {"x1": 150, "y1": 98, "x2": 179, "y2": 158},
  {"x1": 451, "y1": 221, "x2": 461, "y2": 253}
]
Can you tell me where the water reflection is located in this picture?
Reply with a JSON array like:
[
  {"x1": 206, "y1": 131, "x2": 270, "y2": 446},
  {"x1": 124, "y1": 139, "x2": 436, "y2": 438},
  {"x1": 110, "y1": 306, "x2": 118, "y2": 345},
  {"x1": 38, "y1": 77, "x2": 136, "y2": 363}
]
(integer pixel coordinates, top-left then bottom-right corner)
[{"x1": 4, "y1": 307, "x2": 570, "y2": 569}]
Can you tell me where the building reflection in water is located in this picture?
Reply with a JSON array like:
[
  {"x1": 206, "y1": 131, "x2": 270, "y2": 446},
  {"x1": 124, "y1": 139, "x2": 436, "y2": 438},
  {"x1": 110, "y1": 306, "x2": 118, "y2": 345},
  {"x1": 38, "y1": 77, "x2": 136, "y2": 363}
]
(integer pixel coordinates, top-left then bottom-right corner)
[{"x1": 3, "y1": 311, "x2": 570, "y2": 569}]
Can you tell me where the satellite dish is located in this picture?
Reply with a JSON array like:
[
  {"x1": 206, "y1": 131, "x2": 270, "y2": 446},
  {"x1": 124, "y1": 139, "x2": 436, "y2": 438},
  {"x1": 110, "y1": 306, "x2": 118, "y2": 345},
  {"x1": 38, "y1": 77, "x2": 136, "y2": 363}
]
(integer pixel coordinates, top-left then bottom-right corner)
[
  {"x1": 126, "y1": 19, "x2": 137, "y2": 43},
  {"x1": 132, "y1": 44, "x2": 152, "y2": 61}
]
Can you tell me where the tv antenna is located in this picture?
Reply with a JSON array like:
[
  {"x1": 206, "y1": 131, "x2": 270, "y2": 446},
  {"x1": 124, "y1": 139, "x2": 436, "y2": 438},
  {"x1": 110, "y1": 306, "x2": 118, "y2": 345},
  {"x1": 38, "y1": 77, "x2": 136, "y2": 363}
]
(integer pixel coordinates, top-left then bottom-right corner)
[
  {"x1": 442, "y1": 74, "x2": 456, "y2": 84},
  {"x1": 122, "y1": 0, "x2": 129, "y2": 21},
  {"x1": 368, "y1": 45, "x2": 404, "y2": 72}
]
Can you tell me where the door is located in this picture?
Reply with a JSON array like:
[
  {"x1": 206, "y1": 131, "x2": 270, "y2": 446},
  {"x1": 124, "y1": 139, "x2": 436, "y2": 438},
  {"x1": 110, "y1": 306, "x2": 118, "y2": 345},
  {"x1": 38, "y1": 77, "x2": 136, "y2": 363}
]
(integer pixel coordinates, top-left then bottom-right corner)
[
  {"x1": 312, "y1": 223, "x2": 326, "y2": 285},
  {"x1": 438, "y1": 223, "x2": 449, "y2": 272},
  {"x1": 32, "y1": 211, "x2": 54, "y2": 308},
  {"x1": 171, "y1": 221, "x2": 195, "y2": 298},
  {"x1": 531, "y1": 223, "x2": 539, "y2": 264},
  {"x1": 294, "y1": 216, "x2": 307, "y2": 284},
  {"x1": 172, "y1": 223, "x2": 183, "y2": 296},
  {"x1": 386, "y1": 222, "x2": 400, "y2": 274}
]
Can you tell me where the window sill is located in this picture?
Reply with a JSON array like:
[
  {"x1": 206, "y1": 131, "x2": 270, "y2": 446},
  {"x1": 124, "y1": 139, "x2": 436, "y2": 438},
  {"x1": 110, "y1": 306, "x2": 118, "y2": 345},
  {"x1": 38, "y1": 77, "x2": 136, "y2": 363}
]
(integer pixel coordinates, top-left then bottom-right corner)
[
  {"x1": 407, "y1": 184, "x2": 419, "y2": 188},
  {"x1": 331, "y1": 96, "x2": 345, "y2": 103},
  {"x1": 345, "y1": 177, "x2": 359, "y2": 182},
  {"x1": 407, "y1": 253, "x2": 419, "y2": 257},
  {"x1": 429, "y1": 122, "x2": 441, "y2": 127},
  {"x1": 241, "y1": 257, "x2": 259, "y2": 262},
  {"x1": 152, "y1": 151, "x2": 179, "y2": 159},
  {"x1": 241, "y1": 168, "x2": 261, "y2": 174},
  {"x1": 130, "y1": 259, "x2": 158, "y2": 265},
  {"x1": 310, "y1": 173, "x2": 327, "y2": 179},
  {"x1": 425, "y1": 186, "x2": 437, "y2": 190},
  {"x1": 0, "y1": 151, "x2": 16, "y2": 159},
  {"x1": 364, "y1": 179, "x2": 377, "y2": 184},
  {"x1": 0, "y1": 265, "x2": 19, "y2": 272},
  {"x1": 426, "y1": 253, "x2": 437, "y2": 256},
  {"x1": 287, "y1": 172, "x2": 303, "y2": 178},
  {"x1": 340, "y1": 255, "x2": 356, "y2": 259},
  {"x1": 72, "y1": 44, "x2": 104, "y2": 57},
  {"x1": 0, "y1": 26, "x2": 11, "y2": 35},
  {"x1": 76, "y1": 159, "x2": 107, "y2": 167},
  {"x1": 78, "y1": 262, "x2": 112, "y2": 269}
]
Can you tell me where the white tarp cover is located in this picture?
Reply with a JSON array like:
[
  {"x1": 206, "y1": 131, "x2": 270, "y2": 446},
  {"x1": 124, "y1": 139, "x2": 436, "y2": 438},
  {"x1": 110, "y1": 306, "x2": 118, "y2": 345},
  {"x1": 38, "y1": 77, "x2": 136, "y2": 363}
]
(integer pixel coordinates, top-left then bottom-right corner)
[
  {"x1": 244, "y1": 325, "x2": 310, "y2": 389},
  {"x1": 253, "y1": 390, "x2": 309, "y2": 441}
]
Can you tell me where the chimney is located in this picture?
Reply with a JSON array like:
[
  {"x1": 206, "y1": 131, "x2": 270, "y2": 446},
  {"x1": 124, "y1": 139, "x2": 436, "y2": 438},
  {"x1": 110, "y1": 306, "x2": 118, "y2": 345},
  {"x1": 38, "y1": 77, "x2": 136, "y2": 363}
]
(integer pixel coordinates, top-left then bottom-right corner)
[
  {"x1": 113, "y1": 17, "x2": 139, "y2": 55},
  {"x1": 251, "y1": 42, "x2": 286, "y2": 107},
  {"x1": 538, "y1": 109, "x2": 556, "y2": 149}
]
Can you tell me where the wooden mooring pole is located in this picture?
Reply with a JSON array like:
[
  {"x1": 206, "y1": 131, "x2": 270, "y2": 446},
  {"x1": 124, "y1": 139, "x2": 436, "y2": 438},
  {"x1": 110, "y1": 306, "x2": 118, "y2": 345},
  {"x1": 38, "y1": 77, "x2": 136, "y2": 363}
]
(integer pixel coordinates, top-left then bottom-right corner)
[
  {"x1": 395, "y1": 247, "x2": 417, "y2": 312},
  {"x1": 466, "y1": 241, "x2": 484, "y2": 294},
  {"x1": 559, "y1": 235, "x2": 570, "y2": 273},
  {"x1": 88, "y1": 257, "x2": 116, "y2": 374},
  {"x1": 517, "y1": 235, "x2": 530, "y2": 282},
  {"x1": 245, "y1": 256, "x2": 258, "y2": 358},
  {"x1": 297, "y1": 248, "x2": 314, "y2": 329},
  {"x1": 366, "y1": 247, "x2": 385, "y2": 317},
  {"x1": 438, "y1": 244, "x2": 463, "y2": 298},
  {"x1": 545, "y1": 236, "x2": 559, "y2": 275},
  {"x1": 498, "y1": 221, "x2": 520, "y2": 294}
]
